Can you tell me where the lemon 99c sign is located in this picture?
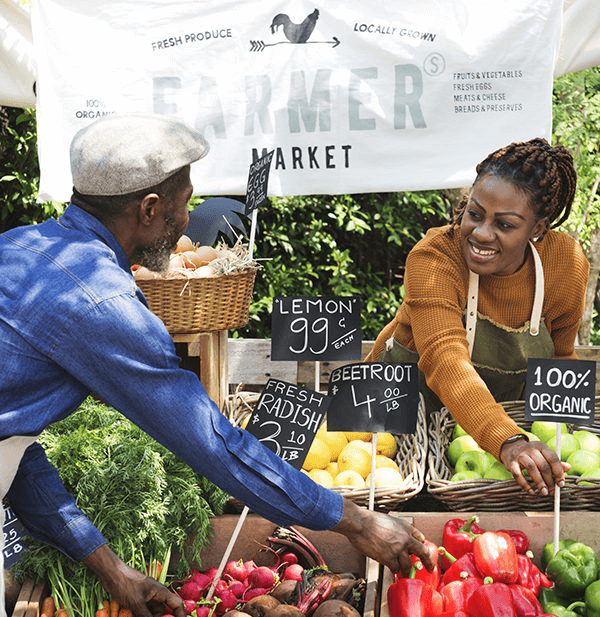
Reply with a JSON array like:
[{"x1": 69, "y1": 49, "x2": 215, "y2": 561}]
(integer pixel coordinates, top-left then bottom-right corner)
[{"x1": 245, "y1": 379, "x2": 330, "y2": 469}]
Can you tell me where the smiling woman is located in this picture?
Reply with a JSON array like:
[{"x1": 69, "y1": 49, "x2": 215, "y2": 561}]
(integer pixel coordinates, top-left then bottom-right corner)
[{"x1": 367, "y1": 137, "x2": 590, "y2": 499}]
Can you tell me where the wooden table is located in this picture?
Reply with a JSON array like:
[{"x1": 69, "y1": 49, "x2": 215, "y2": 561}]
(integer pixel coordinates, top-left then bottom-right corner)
[{"x1": 173, "y1": 331, "x2": 229, "y2": 410}]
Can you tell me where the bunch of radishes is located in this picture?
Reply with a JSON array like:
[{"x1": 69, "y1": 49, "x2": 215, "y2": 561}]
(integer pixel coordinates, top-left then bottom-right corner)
[{"x1": 173, "y1": 552, "x2": 304, "y2": 617}]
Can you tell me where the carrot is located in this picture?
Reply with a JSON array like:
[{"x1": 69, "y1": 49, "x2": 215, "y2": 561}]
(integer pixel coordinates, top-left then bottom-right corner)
[
  {"x1": 110, "y1": 598, "x2": 120, "y2": 617},
  {"x1": 56, "y1": 610, "x2": 69, "y2": 617},
  {"x1": 103, "y1": 600, "x2": 110, "y2": 613},
  {"x1": 40, "y1": 596, "x2": 56, "y2": 617},
  {"x1": 117, "y1": 609, "x2": 133, "y2": 617},
  {"x1": 96, "y1": 600, "x2": 109, "y2": 617}
]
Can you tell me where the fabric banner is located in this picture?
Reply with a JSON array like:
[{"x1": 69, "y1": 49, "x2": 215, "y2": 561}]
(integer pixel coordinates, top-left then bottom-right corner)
[{"x1": 32, "y1": 0, "x2": 565, "y2": 201}]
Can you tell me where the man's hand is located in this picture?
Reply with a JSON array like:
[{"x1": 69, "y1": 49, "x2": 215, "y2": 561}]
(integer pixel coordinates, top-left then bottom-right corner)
[
  {"x1": 500, "y1": 437, "x2": 569, "y2": 497},
  {"x1": 331, "y1": 498, "x2": 437, "y2": 576},
  {"x1": 83, "y1": 544, "x2": 185, "y2": 617}
]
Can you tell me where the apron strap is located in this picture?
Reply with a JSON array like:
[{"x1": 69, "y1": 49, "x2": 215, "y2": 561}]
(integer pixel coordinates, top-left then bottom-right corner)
[{"x1": 466, "y1": 241, "x2": 544, "y2": 356}]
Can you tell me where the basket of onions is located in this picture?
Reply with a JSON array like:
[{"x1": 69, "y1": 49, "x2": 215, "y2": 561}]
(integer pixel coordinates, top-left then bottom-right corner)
[{"x1": 133, "y1": 234, "x2": 260, "y2": 333}]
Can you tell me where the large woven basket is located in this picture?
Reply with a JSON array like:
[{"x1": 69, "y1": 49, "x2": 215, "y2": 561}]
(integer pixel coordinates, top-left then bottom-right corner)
[
  {"x1": 225, "y1": 389, "x2": 428, "y2": 512},
  {"x1": 427, "y1": 397, "x2": 600, "y2": 511},
  {"x1": 137, "y1": 269, "x2": 257, "y2": 333}
]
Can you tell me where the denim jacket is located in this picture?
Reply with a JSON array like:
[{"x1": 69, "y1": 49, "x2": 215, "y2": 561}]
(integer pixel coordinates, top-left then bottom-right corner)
[{"x1": 0, "y1": 204, "x2": 342, "y2": 561}]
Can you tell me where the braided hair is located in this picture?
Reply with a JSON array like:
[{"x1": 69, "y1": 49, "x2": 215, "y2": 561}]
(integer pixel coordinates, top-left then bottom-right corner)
[{"x1": 451, "y1": 138, "x2": 577, "y2": 240}]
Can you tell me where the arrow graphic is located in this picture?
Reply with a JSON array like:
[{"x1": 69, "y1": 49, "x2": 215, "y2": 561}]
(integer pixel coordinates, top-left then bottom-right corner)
[{"x1": 250, "y1": 37, "x2": 340, "y2": 51}]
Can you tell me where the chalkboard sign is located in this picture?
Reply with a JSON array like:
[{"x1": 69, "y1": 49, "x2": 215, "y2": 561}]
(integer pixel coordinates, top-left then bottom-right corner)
[
  {"x1": 245, "y1": 379, "x2": 330, "y2": 469},
  {"x1": 245, "y1": 150, "x2": 274, "y2": 216},
  {"x1": 525, "y1": 358, "x2": 596, "y2": 424},
  {"x1": 2, "y1": 503, "x2": 27, "y2": 569},
  {"x1": 326, "y1": 362, "x2": 419, "y2": 434},
  {"x1": 271, "y1": 296, "x2": 362, "y2": 361}
]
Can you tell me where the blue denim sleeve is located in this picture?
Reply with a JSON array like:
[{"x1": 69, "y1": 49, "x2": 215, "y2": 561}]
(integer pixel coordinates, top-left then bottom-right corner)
[
  {"x1": 5, "y1": 442, "x2": 107, "y2": 562},
  {"x1": 51, "y1": 294, "x2": 344, "y2": 533}
]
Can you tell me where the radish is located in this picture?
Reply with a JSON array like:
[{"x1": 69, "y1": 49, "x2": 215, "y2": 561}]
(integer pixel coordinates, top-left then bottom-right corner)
[
  {"x1": 184, "y1": 600, "x2": 198, "y2": 615},
  {"x1": 247, "y1": 566, "x2": 278, "y2": 590},
  {"x1": 190, "y1": 572, "x2": 212, "y2": 591},
  {"x1": 204, "y1": 567, "x2": 219, "y2": 581},
  {"x1": 179, "y1": 581, "x2": 206, "y2": 602},
  {"x1": 282, "y1": 564, "x2": 304, "y2": 581},
  {"x1": 214, "y1": 589, "x2": 238, "y2": 615},
  {"x1": 228, "y1": 581, "x2": 248, "y2": 598},
  {"x1": 242, "y1": 560, "x2": 257, "y2": 579},
  {"x1": 193, "y1": 607, "x2": 213, "y2": 617},
  {"x1": 224, "y1": 560, "x2": 248, "y2": 582},
  {"x1": 280, "y1": 552, "x2": 298, "y2": 567},
  {"x1": 241, "y1": 587, "x2": 271, "y2": 602}
]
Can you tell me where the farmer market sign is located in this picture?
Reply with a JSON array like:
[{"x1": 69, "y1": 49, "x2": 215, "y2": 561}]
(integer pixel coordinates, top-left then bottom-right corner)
[
  {"x1": 31, "y1": 0, "x2": 562, "y2": 201},
  {"x1": 245, "y1": 378, "x2": 329, "y2": 468},
  {"x1": 2, "y1": 504, "x2": 26, "y2": 568},
  {"x1": 271, "y1": 296, "x2": 362, "y2": 361},
  {"x1": 525, "y1": 358, "x2": 597, "y2": 424},
  {"x1": 326, "y1": 362, "x2": 419, "y2": 434}
]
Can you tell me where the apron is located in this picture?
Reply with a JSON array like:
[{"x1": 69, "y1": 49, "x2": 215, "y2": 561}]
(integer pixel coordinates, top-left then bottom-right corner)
[
  {"x1": 1, "y1": 435, "x2": 40, "y2": 617},
  {"x1": 377, "y1": 242, "x2": 555, "y2": 415}
]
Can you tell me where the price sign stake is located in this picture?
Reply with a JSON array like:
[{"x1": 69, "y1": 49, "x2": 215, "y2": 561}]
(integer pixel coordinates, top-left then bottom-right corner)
[{"x1": 525, "y1": 357, "x2": 597, "y2": 560}]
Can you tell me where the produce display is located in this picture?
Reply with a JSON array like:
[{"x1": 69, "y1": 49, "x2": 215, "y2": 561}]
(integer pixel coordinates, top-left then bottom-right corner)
[
  {"x1": 299, "y1": 422, "x2": 403, "y2": 489},
  {"x1": 386, "y1": 515, "x2": 600, "y2": 617},
  {"x1": 447, "y1": 421, "x2": 600, "y2": 483}
]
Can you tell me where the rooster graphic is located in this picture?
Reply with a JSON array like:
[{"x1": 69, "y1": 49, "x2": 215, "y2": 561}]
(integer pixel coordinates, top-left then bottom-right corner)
[{"x1": 270, "y1": 8, "x2": 319, "y2": 43}]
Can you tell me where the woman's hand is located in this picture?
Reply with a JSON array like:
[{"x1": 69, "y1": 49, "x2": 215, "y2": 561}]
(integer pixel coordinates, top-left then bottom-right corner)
[
  {"x1": 500, "y1": 438, "x2": 569, "y2": 496},
  {"x1": 83, "y1": 544, "x2": 185, "y2": 617},
  {"x1": 332, "y1": 498, "x2": 437, "y2": 576}
]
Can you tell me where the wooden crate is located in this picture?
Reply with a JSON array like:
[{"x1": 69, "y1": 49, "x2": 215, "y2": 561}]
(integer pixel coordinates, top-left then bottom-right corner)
[{"x1": 8, "y1": 578, "x2": 47, "y2": 617}]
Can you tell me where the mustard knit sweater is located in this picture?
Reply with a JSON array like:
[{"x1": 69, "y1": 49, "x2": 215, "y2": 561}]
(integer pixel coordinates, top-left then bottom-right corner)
[{"x1": 367, "y1": 226, "x2": 590, "y2": 459}]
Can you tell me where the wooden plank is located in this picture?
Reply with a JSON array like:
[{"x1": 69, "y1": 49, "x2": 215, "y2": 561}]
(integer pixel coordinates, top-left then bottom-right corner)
[
  {"x1": 228, "y1": 338, "x2": 297, "y2": 386},
  {"x1": 24, "y1": 580, "x2": 47, "y2": 617},
  {"x1": 362, "y1": 558, "x2": 382, "y2": 617},
  {"x1": 575, "y1": 345, "x2": 600, "y2": 395},
  {"x1": 10, "y1": 579, "x2": 35, "y2": 617}
]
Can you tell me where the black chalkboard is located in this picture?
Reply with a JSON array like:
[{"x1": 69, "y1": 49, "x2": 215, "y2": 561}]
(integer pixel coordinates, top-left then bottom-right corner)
[
  {"x1": 245, "y1": 150, "x2": 274, "y2": 216},
  {"x1": 245, "y1": 379, "x2": 330, "y2": 469},
  {"x1": 271, "y1": 296, "x2": 362, "y2": 361},
  {"x1": 525, "y1": 358, "x2": 596, "y2": 424},
  {"x1": 2, "y1": 503, "x2": 27, "y2": 568},
  {"x1": 326, "y1": 362, "x2": 419, "y2": 434}
]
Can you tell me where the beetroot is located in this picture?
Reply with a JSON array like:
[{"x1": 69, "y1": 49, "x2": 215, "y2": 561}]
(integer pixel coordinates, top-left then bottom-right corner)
[{"x1": 247, "y1": 566, "x2": 278, "y2": 590}]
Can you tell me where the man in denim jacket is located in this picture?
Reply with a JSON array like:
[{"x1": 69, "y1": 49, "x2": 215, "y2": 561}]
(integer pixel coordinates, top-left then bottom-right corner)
[{"x1": 0, "y1": 113, "x2": 434, "y2": 617}]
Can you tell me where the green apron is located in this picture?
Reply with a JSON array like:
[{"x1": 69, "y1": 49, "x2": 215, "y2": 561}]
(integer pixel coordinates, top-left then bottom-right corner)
[{"x1": 376, "y1": 242, "x2": 555, "y2": 415}]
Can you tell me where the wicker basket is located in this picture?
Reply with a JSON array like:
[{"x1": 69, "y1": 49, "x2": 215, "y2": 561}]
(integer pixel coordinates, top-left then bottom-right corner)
[
  {"x1": 225, "y1": 390, "x2": 428, "y2": 512},
  {"x1": 426, "y1": 397, "x2": 600, "y2": 511},
  {"x1": 137, "y1": 269, "x2": 256, "y2": 333}
]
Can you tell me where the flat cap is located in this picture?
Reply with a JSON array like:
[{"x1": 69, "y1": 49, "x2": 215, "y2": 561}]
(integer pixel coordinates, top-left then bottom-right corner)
[{"x1": 70, "y1": 113, "x2": 209, "y2": 196}]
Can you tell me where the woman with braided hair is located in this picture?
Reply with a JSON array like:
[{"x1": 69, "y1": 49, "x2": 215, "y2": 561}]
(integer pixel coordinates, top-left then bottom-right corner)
[{"x1": 367, "y1": 137, "x2": 589, "y2": 496}]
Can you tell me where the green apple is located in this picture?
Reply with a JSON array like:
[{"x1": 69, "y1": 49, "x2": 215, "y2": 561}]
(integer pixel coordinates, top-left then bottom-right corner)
[
  {"x1": 450, "y1": 470, "x2": 481, "y2": 482},
  {"x1": 525, "y1": 431, "x2": 541, "y2": 442},
  {"x1": 573, "y1": 430, "x2": 600, "y2": 454},
  {"x1": 484, "y1": 462, "x2": 514, "y2": 481},
  {"x1": 452, "y1": 423, "x2": 469, "y2": 440},
  {"x1": 566, "y1": 449, "x2": 600, "y2": 476},
  {"x1": 455, "y1": 450, "x2": 495, "y2": 476},
  {"x1": 447, "y1": 435, "x2": 483, "y2": 467},
  {"x1": 578, "y1": 466, "x2": 600, "y2": 485},
  {"x1": 531, "y1": 421, "x2": 568, "y2": 443},
  {"x1": 545, "y1": 433, "x2": 579, "y2": 462}
]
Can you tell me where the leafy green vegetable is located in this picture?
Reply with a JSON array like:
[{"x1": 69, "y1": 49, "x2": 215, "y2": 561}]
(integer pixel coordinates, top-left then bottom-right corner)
[{"x1": 15, "y1": 397, "x2": 228, "y2": 594}]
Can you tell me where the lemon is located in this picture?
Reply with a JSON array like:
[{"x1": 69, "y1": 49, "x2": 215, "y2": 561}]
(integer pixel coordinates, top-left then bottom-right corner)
[
  {"x1": 375, "y1": 433, "x2": 398, "y2": 458},
  {"x1": 344, "y1": 431, "x2": 372, "y2": 442},
  {"x1": 333, "y1": 470, "x2": 365, "y2": 488},
  {"x1": 319, "y1": 431, "x2": 349, "y2": 461},
  {"x1": 308, "y1": 468, "x2": 334, "y2": 488},
  {"x1": 325, "y1": 461, "x2": 339, "y2": 478},
  {"x1": 303, "y1": 438, "x2": 331, "y2": 471},
  {"x1": 366, "y1": 467, "x2": 404, "y2": 488},
  {"x1": 375, "y1": 455, "x2": 399, "y2": 471},
  {"x1": 240, "y1": 415, "x2": 250, "y2": 429},
  {"x1": 337, "y1": 443, "x2": 372, "y2": 479},
  {"x1": 348, "y1": 439, "x2": 373, "y2": 455}
]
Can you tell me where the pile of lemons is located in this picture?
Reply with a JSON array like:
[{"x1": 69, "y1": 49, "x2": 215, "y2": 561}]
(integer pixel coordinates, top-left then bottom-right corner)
[{"x1": 301, "y1": 421, "x2": 403, "y2": 489}]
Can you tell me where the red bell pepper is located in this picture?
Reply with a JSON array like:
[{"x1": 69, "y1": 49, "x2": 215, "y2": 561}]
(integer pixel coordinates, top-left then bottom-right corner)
[
  {"x1": 466, "y1": 580, "x2": 517, "y2": 617},
  {"x1": 499, "y1": 529, "x2": 530, "y2": 554},
  {"x1": 432, "y1": 589, "x2": 444, "y2": 615},
  {"x1": 440, "y1": 549, "x2": 482, "y2": 586},
  {"x1": 515, "y1": 553, "x2": 536, "y2": 594},
  {"x1": 530, "y1": 563, "x2": 553, "y2": 596},
  {"x1": 442, "y1": 575, "x2": 483, "y2": 612},
  {"x1": 441, "y1": 516, "x2": 484, "y2": 569},
  {"x1": 473, "y1": 531, "x2": 519, "y2": 584},
  {"x1": 436, "y1": 612, "x2": 471, "y2": 617},
  {"x1": 408, "y1": 539, "x2": 441, "y2": 590},
  {"x1": 387, "y1": 562, "x2": 433, "y2": 617},
  {"x1": 508, "y1": 584, "x2": 543, "y2": 617}
]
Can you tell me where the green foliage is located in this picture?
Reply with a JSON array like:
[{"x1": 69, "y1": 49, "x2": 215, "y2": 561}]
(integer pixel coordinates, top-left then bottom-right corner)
[
  {"x1": 15, "y1": 397, "x2": 228, "y2": 589},
  {"x1": 0, "y1": 107, "x2": 64, "y2": 232},
  {"x1": 233, "y1": 191, "x2": 450, "y2": 340}
]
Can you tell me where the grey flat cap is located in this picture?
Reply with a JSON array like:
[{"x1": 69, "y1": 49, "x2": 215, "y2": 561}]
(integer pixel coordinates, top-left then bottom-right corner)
[{"x1": 70, "y1": 113, "x2": 209, "y2": 196}]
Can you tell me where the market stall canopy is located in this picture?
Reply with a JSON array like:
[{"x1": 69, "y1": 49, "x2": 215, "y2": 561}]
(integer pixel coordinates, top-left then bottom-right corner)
[{"x1": 2, "y1": 0, "x2": 599, "y2": 199}]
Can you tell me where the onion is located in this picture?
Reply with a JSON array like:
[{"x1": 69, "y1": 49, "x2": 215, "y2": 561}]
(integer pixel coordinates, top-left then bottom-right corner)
[
  {"x1": 175, "y1": 234, "x2": 195, "y2": 253},
  {"x1": 133, "y1": 266, "x2": 159, "y2": 280},
  {"x1": 195, "y1": 245, "x2": 219, "y2": 264}
]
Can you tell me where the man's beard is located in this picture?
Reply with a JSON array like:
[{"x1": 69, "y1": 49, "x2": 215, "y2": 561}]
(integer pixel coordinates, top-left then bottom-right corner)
[{"x1": 130, "y1": 215, "x2": 180, "y2": 273}]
